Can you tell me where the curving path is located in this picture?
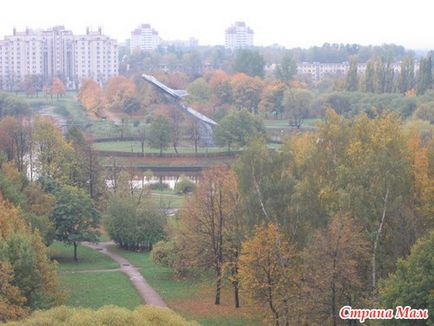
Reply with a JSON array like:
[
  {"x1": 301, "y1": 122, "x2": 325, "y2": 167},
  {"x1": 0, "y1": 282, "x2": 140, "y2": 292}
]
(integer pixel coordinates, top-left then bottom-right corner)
[{"x1": 82, "y1": 241, "x2": 167, "y2": 308}]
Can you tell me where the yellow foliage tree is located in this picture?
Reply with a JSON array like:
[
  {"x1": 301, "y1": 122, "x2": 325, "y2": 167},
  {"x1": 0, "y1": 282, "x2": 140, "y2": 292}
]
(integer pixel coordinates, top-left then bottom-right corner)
[{"x1": 239, "y1": 224, "x2": 299, "y2": 326}]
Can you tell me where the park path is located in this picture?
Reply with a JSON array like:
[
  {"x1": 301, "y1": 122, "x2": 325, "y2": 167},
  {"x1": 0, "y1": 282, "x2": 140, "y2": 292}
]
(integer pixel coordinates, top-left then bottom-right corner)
[{"x1": 82, "y1": 241, "x2": 167, "y2": 308}]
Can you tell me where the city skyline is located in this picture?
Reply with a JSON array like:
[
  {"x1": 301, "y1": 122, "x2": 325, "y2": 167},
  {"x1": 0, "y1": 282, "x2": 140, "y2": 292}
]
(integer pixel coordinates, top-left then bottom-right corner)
[{"x1": 1, "y1": 0, "x2": 433, "y2": 50}]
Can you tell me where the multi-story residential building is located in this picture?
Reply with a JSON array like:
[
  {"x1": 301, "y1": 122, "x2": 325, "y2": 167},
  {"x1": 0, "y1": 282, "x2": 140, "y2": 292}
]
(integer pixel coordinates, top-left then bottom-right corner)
[
  {"x1": 224, "y1": 22, "x2": 253, "y2": 50},
  {"x1": 130, "y1": 24, "x2": 161, "y2": 53},
  {"x1": 296, "y1": 61, "x2": 415, "y2": 82},
  {"x1": 0, "y1": 26, "x2": 118, "y2": 90},
  {"x1": 74, "y1": 27, "x2": 119, "y2": 86}
]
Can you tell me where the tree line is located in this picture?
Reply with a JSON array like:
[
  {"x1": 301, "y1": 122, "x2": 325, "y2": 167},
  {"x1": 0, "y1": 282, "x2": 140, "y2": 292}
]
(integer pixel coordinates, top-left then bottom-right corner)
[{"x1": 152, "y1": 111, "x2": 434, "y2": 325}]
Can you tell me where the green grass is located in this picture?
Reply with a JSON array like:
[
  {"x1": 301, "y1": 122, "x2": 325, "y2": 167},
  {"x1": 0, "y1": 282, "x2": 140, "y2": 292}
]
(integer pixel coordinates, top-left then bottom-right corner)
[
  {"x1": 109, "y1": 246, "x2": 261, "y2": 326},
  {"x1": 60, "y1": 272, "x2": 142, "y2": 309},
  {"x1": 264, "y1": 118, "x2": 320, "y2": 128},
  {"x1": 108, "y1": 247, "x2": 204, "y2": 302},
  {"x1": 151, "y1": 191, "x2": 186, "y2": 209},
  {"x1": 93, "y1": 141, "x2": 229, "y2": 154},
  {"x1": 49, "y1": 242, "x2": 118, "y2": 271}
]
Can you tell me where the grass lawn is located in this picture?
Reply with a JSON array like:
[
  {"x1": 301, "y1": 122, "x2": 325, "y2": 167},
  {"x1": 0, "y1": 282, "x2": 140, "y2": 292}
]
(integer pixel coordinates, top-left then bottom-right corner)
[
  {"x1": 51, "y1": 241, "x2": 142, "y2": 309},
  {"x1": 109, "y1": 246, "x2": 262, "y2": 326},
  {"x1": 60, "y1": 272, "x2": 142, "y2": 309},
  {"x1": 264, "y1": 118, "x2": 320, "y2": 128},
  {"x1": 151, "y1": 191, "x2": 186, "y2": 209},
  {"x1": 49, "y1": 241, "x2": 118, "y2": 271},
  {"x1": 93, "y1": 141, "x2": 229, "y2": 154}
]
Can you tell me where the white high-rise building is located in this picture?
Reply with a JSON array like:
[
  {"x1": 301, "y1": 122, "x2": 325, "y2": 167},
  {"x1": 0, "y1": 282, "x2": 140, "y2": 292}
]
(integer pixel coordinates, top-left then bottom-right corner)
[
  {"x1": 224, "y1": 22, "x2": 254, "y2": 50},
  {"x1": 130, "y1": 24, "x2": 161, "y2": 53},
  {"x1": 0, "y1": 26, "x2": 118, "y2": 90}
]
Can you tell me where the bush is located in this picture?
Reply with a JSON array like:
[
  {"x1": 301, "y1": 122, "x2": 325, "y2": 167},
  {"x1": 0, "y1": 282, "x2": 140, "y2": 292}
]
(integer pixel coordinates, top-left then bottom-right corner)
[
  {"x1": 151, "y1": 240, "x2": 190, "y2": 279},
  {"x1": 105, "y1": 195, "x2": 165, "y2": 251},
  {"x1": 151, "y1": 240, "x2": 175, "y2": 267},
  {"x1": 149, "y1": 182, "x2": 170, "y2": 191},
  {"x1": 174, "y1": 175, "x2": 195, "y2": 194},
  {"x1": 5, "y1": 305, "x2": 199, "y2": 326}
]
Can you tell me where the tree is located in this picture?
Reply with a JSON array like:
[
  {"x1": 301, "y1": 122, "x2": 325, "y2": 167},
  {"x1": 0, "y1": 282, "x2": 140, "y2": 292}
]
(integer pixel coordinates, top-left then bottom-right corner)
[
  {"x1": 380, "y1": 231, "x2": 434, "y2": 323},
  {"x1": 232, "y1": 49, "x2": 265, "y2": 78},
  {"x1": 364, "y1": 60, "x2": 375, "y2": 93},
  {"x1": 302, "y1": 214, "x2": 370, "y2": 326},
  {"x1": 123, "y1": 96, "x2": 142, "y2": 116},
  {"x1": 0, "y1": 200, "x2": 62, "y2": 317},
  {"x1": 214, "y1": 109, "x2": 265, "y2": 152},
  {"x1": 283, "y1": 88, "x2": 313, "y2": 128},
  {"x1": 231, "y1": 73, "x2": 263, "y2": 113},
  {"x1": 50, "y1": 78, "x2": 65, "y2": 100},
  {"x1": 209, "y1": 70, "x2": 233, "y2": 106},
  {"x1": 32, "y1": 117, "x2": 76, "y2": 184},
  {"x1": 416, "y1": 56, "x2": 432, "y2": 95},
  {"x1": 399, "y1": 57, "x2": 415, "y2": 94},
  {"x1": 274, "y1": 51, "x2": 297, "y2": 86},
  {"x1": 0, "y1": 116, "x2": 31, "y2": 172},
  {"x1": 50, "y1": 184, "x2": 100, "y2": 261},
  {"x1": 148, "y1": 116, "x2": 171, "y2": 156},
  {"x1": 187, "y1": 78, "x2": 211, "y2": 103},
  {"x1": 345, "y1": 57, "x2": 358, "y2": 91},
  {"x1": 177, "y1": 166, "x2": 240, "y2": 306},
  {"x1": 105, "y1": 194, "x2": 164, "y2": 251},
  {"x1": 259, "y1": 81, "x2": 286, "y2": 118},
  {"x1": 239, "y1": 224, "x2": 299, "y2": 326},
  {"x1": 78, "y1": 79, "x2": 103, "y2": 114},
  {"x1": 104, "y1": 75, "x2": 136, "y2": 110}
]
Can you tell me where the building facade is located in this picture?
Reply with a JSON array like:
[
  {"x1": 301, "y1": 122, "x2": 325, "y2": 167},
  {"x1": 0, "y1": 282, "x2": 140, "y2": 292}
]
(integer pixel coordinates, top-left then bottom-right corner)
[
  {"x1": 0, "y1": 26, "x2": 118, "y2": 90},
  {"x1": 130, "y1": 24, "x2": 161, "y2": 53},
  {"x1": 224, "y1": 22, "x2": 253, "y2": 50},
  {"x1": 296, "y1": 61, "x2": 411, "y2": 82}
]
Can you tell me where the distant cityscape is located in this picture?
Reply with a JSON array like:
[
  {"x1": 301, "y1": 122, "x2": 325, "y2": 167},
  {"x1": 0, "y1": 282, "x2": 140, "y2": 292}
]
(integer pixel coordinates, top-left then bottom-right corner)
[{"x1": 0, "y1": 21, "x2": 423, "y2": 90}]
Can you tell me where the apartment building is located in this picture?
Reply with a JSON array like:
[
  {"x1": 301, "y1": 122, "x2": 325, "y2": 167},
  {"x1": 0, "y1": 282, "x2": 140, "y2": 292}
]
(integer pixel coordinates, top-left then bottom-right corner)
[
  {"x1": 296, "y1": 61, "x2": 412, "y2": 82},
  {"x1": 130, "y1": 24, "x2": 161, "y2": 53},
  {"x1": 0, "y1": 26, "x2": 118, "y2": 90},
  {"x1": 224, "y1": 22, "x2": 254, "y2": 50}
]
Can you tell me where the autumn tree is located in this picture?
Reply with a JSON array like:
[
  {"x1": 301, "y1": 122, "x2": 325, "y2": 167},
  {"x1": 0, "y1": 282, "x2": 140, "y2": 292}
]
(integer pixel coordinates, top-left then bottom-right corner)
[
  {"x1": 239, "y1": 224, "x2": 299, "y2": 326},
  {"x1": 302, "y1": 214, "x2": 370, "y2": 326},
  {"x1": 104, "y1": 75, "x2": 136, "y2": 111},
  {"x1": 231, "y1": 73, "x2": 263, "y2": 113},
  {"x1": 78, "y1": 79, "x2": 103, "y2": 114},
  {"x1": 32, "y1": 117, "x2": 76, "y2": 184},
  {"x1": 259, "y1": 81, "x2": 286, "y2": 118},
  {"x1": 209, "y1": 70, "x2": 233, "y2": 106},
  {"x1": 50, "y1": 78, "x2": 65, "y2": 100},
  {"x1": 0, "y1": 200, "x2": 62, "y2": 319},
  {"x1": 177, "y1": 166, "x2": 240, "y2": 306}
]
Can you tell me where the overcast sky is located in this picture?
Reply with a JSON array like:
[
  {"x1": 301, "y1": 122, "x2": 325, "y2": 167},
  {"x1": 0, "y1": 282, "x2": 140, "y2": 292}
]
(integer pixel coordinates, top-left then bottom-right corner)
[{"x1": 0, "y1": 0, "x2": 433, "y2": 49}]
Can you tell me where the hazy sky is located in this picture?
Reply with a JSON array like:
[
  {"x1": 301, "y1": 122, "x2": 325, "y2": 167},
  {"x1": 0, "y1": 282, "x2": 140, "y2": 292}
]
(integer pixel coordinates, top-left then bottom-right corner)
[{"x1": 1, "y1": 0, "x2": 433, "y2": 49}]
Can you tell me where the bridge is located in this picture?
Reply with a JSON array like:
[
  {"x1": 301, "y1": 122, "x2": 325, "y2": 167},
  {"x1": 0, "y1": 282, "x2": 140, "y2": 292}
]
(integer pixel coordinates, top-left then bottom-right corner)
[{"x1": 142, "y1": 74, "x2": 217, "y2": 145}]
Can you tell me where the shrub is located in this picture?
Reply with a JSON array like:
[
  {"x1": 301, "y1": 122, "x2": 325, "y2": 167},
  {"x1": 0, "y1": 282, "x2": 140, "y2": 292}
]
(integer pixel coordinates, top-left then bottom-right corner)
[
  {"x1": 174, "y1": 175, "x2": 196, "y2": 194},
  {"x1": 105, "y1": 195, "x2": 165, "y2": 251},
  {"x1": 5, "y1": 305, "x2": 199, "y2": 326}
]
